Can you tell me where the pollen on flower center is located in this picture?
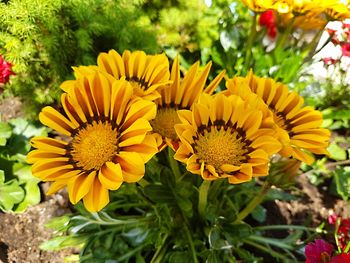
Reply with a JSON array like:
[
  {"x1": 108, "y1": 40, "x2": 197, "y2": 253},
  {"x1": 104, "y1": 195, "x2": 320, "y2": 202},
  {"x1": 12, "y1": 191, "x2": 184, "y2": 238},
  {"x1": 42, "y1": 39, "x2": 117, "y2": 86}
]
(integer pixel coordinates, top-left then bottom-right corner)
[
  {"x1": 194, "y1": 127, "x2": 248, "y2": 172},
  {"x1": 150, "y1": 107, "x2": 180, "y2": 140},
  {"x1": 70, "y1": 121, "x2": 118, "y2": 171}
]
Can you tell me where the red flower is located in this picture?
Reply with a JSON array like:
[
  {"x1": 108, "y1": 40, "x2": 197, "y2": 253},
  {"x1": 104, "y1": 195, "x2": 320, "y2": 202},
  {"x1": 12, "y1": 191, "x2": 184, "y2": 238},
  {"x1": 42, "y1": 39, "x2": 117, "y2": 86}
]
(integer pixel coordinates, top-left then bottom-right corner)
[
  {"x1": 0, "y1": 55, "x2": 15, "y2": 84},
  {"x1": 259, "y1": 10, "x2": 277, "y2": 39},
  {"x1": 323, "y1": 57, "x2": 337, "y2": 66},
  {"x1": 305, "y1": 239, "x2": 333, "y2": 263},
  {"x1": 329, "y1": 253, "x2": 350, "y2": 263},
  {"x1": 329, "y1": 214, "x2": 350, "y2": 250},
  {"x1": 341, "y1": 43, "x2": 350, "y2": 57},
  {"x1": 259, "y1": 10, "x2": 275, "y2": 27}
]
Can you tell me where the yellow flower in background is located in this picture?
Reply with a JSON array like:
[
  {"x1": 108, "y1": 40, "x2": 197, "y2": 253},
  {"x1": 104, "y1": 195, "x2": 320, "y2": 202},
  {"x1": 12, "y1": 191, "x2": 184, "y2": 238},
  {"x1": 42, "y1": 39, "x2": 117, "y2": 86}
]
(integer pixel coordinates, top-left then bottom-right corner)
[
  {"x1": 242, "y1": 0, "x2": 275, "y2": 12},
  {"x1": 325, "y1": 2, "x2": 350, "y2": 20},
  {"x1": 244, "y1": 71, "x2": 330, "y2": 164},
  {"x1": 97, "y1": 50, "x2": 171, "y2": 101},
  {"x1": 27, "y1": 72, "x2": 158, "y2": 212},
  {"x1": 151, "y1": 56, "x2": 225, "y2": 151},
  {"x1": 174, "y1": 93, "x2": 281, "y2": 184},
  {"x1": 280, "y1": 11, "x2": 327, "y2": 31}
]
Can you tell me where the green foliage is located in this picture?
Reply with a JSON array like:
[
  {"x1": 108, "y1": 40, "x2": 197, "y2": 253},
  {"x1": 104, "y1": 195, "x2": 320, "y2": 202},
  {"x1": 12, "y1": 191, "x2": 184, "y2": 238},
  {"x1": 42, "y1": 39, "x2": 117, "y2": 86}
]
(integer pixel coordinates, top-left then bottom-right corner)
[
  {"x1": 41, "y1": 151, "x2": 314, "y2": 262},
  {"x1": 0, "y1": 118, "x2": 46, "y2": 212},
  {"x1": 0, "y1": 0, "x2": 159, "y2": 117}
]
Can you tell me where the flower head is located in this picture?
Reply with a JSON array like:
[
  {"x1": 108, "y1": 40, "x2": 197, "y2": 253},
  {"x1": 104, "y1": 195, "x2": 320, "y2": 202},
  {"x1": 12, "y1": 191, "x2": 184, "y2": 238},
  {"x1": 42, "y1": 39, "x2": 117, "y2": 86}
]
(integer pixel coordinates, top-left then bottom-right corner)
[
  {"x1": 0, "y1": 55, "x2": 15, "y2": 84},
  {"x1": 27, "y1": 72, "x2": 158, "y2": 212},
  {"x1": 151, "y1": 56, "x2": 225, "y2": 151},
  {"x1": 259, "y1": 10, "x2": 278, "y2": 39},
  {"x1": 174, "y1": 93, "x2": 281, "y2": 184},
  {"x1": 330, "y1": 253, "x2": 350, "y2": 263},
  {"x1": 240, "y1": 71, "x2": 330, "y2": 164},
  {"x1": 96, "y1": 50, "x2": 171, "y2": 101},
  {"x1": 242, "y1": 0, "x2": 275, "y2": 12},
  {"x1": 341, "y1": 42, "x2": 350, "y2": 57},
  {"x1": 305, "y1": 239, "x2": 333, "y2": 263}
]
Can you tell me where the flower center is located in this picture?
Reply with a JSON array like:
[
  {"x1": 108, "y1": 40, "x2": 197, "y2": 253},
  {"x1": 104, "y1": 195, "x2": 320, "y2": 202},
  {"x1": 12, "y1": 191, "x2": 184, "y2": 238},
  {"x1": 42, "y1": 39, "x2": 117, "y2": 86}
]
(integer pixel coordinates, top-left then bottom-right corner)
[
  {"x1": 194, "y1": 126, "x2": 248, "y2": 172},
  {"x1": 70, "y1": 121, "x2": 118, "y2": 171},
  {"x1": 150, "y1": 107, "x2": 180, "y2": 140}
]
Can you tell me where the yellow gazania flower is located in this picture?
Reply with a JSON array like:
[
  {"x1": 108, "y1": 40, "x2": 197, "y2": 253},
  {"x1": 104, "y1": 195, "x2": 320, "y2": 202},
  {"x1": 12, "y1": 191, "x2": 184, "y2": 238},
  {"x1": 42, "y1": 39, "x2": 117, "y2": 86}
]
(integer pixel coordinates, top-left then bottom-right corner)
[
  {"x1": 242, "y1": 0, "x2": 275, "y2": 12},
  {"x1": 150, "y1": 56, "x2": 225, "y2": 151},
  {"x1": 27, "y1": 72, "x2": 158, "y2": 212},
  {"x1": 174, "y1": 93, "x2": 281, "y2": 184},
  {"x1": 280, "y1": 12, "x2": 327, "y2": 30},
  {"x1": 96, "y1": 49, "x2": 171, "y2": 101},
  {"x1": 324, "y1": 2, "x2": 350, "y2": 21},
  {"x1": 242, "y1": 71, "x2": 330, "y2": 164}
]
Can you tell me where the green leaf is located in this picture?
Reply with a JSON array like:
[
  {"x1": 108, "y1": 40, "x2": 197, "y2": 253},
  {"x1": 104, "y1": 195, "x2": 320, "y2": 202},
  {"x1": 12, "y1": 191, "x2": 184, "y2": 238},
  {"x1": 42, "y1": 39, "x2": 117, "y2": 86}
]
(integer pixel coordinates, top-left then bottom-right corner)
[
  {"x1": 45, "y1": 215, "x2": 71, "y2": 231},
  {"x1": 0, "y1": 122, "x2": 12, "y2": 146},
  {"x1": 0, "y1": 179, "x2": 25, "y2": 211},
  {"x1": 9, "y1": 118, "x2": 48, "y2": 138},
  {"x1": 328, "y1": 143, "x2": 347, "y2": 161},
  {"x1": 143, "y1": 184, "x2": 175, "y2": 204},
  {"x1": 39, "y1": 235, "x2": 86, "y2": 251},
  {"x1": 0, "y1": 170, "x2": 4, "y2": 184},
  {"x1": 14, "y1": 180, "x2": 41, "y2": 212},
  {"x1": 333, "y1": 166, "x2": 350, "y2": 201},
  {"x1": 251, "y1": 205, "x2": 266, "y2": 223}
]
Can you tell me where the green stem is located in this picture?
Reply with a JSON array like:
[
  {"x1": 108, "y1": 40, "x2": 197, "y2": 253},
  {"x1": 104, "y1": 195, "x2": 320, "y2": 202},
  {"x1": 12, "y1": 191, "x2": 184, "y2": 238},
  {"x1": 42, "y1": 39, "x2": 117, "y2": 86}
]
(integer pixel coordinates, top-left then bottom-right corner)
[
  {"x1": 183, "y1": 222, "x2": 199, "y2": 263},
  {"x1": 137, "y1": 178, "x2": 150, "y2": 187},
  {"x1": 150, "y1": 234, "x2": 169, "y2": 263},
  {"x1": 198, "y1": 180, "x2": 211, "y2": 219},
  {"x1": 254, "y1": 225, "x2": 321, "y2": 232},
  {"x1": 167, "y1": 147, "x2": 181, "y2": 180},
  {"x1": 274, "y1": 16, "x2": 296, "y2": 51},
  {"x1": 234, "y1": 181, "x2": 271, "y2": 223},
  {"x1": 244, "y1": 13, "x2": 257, "y2": 72},
  {"x1": 248, "y1": 235, "x2": 294, "y2": 250},
  {"x1": 244, "y1": 240, "x2": 293, "y2": 262}
]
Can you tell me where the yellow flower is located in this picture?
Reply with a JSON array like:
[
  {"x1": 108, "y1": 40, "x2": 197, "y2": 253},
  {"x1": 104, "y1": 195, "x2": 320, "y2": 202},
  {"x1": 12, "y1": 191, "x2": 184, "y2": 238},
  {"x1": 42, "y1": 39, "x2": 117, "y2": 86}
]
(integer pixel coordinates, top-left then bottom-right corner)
[
  {"x1": 242, "y1": 71, "x2": 330, "y2": 164},
  {"x1": 242, "y1": 0, "x2": 275, "y2": 12},
  {"x1": 150, "y1": 56, "x2": 225, "y2": 151},
  {"x1": 280, "y1": 12, "x2": 327, "y2": 30},
  {"x1": 324, "y1": 2, "x2": 350, "y2": 21},
  {"x1": 97, "y1": 49, "x2": 171, "y2": 101},
  {"x1": 27, "y1": 72, "x2": 158, "y2": 212},
  {"x1": 174, "y1": 93, "x2": 281, "y2": 184}
]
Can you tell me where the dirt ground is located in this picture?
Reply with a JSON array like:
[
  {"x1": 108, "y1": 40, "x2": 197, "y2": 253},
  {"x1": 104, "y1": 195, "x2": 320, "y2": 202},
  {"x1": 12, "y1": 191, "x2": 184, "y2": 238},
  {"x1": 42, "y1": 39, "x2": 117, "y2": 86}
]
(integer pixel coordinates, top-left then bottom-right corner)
[{"x1": 0, "y1": 189, "x2": 76, "y2": 263}]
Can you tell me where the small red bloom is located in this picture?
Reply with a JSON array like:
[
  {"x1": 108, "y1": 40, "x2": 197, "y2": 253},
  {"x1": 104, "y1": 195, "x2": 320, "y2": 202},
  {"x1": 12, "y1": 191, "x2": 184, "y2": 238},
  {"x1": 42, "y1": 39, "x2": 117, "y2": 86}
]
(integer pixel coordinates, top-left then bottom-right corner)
[
  {"x1": 323, "y1": 57, "x2": 337, "y2": 66},
  {"x1": 341, "y1": 43, "x2": 350, "y2": 57},
  {"x1": 328, "y1": 214, "x2": 350, "y2": 251},
  {"x1": 329, "y1": 253, "x2": 350, "y2": 263},
  {"x1": 259, "y1": 10, "x2": 275, "y2": 27},
  {"x1": 259, "y1": 10, "x2": 277, "y2": 39},
  {"x1": 267, "y1": 26, "x2": 277, "y2": 39},
  {"x1": 305, "y1": 239, "x2": 333, "y2": 263},
  {"x1": 0, "y1": 55, "x2": 15, "y2": 84}
]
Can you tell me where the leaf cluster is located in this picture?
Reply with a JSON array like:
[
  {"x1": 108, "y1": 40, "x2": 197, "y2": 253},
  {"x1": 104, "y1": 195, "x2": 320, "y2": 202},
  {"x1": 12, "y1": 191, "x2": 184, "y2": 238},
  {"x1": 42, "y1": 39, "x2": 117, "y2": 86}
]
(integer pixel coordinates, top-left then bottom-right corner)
[
  {"x1": 0, "y1": 118, "x2": 46, "y2": 211},
  {"x1": 0, "y1": 0, "x2": 159, "y2": 117}
]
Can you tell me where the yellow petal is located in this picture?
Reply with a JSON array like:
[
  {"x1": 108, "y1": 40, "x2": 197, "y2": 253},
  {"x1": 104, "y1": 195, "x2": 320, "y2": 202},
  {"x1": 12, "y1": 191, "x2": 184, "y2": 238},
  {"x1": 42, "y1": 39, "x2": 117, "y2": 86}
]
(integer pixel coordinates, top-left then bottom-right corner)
[
  {"x1": 46, "y1": 181, "x2": 67, "y2": 195},
  {"x1": 83, "y1": 177, "x2": 110, "y2": 212},
  {"x1": 39, "y1": 107, "x2": 76, "y2": 136},
  {"x1": 68, "y1": 171, "x2": 96, "y2": 204},
  {"x1": 122, "y1": 134, "x2": 158, "y2": 162},
  {"x1": 115, "y1": 152, "x2": 145, "y2": 183},
  {"x1": 99, "y1": 162, "x2": 123, "y2": 190}
]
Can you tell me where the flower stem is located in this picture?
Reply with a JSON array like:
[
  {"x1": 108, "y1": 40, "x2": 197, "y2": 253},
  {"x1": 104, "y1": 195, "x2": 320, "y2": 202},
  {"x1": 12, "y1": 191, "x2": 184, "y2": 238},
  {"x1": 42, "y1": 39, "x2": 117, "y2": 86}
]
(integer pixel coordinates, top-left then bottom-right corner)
[
  {"x1": 234, "y1": 181, "x2": 271, "y2": 223},
  {"x1": 244, "y1": 13, "x2": 257, "y2": 72},
  {"x1": 167, "y1": 147, "x2": 182, "y2": 180},
  {"x1": 274, "y1": 16, "x2": 295, "y2": 51},
  {"x1": 198, "y1": 180, "x2": 211, "y2": 219},
  {"x1": 183, "y1": 221, "x2": 199, "y2": 263},
  {"x1": 150, "y1": 234, "x2": 169, "y2": 263}
]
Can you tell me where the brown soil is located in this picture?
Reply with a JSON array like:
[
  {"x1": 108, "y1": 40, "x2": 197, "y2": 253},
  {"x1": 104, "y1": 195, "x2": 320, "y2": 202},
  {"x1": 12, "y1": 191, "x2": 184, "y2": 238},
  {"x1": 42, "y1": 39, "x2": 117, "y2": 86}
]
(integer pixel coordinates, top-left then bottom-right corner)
[
  {"x1": 0, "y1": 96, "x2": 23, "y2": 122},
  {"x1": 0, "y1": 190, "x2": 76, "y2": 263}
]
